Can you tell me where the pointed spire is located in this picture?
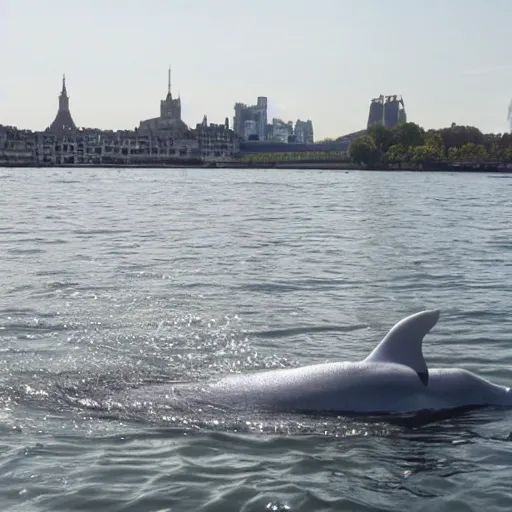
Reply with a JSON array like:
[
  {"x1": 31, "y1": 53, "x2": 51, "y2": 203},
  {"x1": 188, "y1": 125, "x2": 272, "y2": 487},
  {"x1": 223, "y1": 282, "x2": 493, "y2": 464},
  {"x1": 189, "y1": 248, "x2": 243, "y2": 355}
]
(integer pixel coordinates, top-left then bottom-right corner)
[
  {"x1": 49, "y1": 73, "x2": 77, "y2": 133},
  {"x1": 168, "y1": 66, "x2": 171, "y2": 95}
]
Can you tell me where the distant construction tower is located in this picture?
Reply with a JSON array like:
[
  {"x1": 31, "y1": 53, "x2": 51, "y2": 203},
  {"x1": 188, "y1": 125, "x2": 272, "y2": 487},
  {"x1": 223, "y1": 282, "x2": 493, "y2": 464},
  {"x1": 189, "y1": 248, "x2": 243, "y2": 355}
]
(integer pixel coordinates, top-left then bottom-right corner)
[{"x1": 367, "y1": 95, "x2": 406, "y2": 129}]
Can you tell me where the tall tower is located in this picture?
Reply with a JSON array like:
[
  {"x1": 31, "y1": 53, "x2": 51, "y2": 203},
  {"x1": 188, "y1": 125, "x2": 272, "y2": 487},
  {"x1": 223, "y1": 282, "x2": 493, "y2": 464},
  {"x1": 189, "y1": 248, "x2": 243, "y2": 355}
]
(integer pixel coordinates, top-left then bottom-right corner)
[
  {"x1": 366, "y1": 94, "x2": 406, "y2": 129},
  {"x1": 167, "y1": 66, "x2": 172, "y2": 100},
  {"x1": 48, "y1": 74, "x2": 77, "y2": 133},
  {"x1": 160, "y1": 66, "x2": 181, "y2": 119}
]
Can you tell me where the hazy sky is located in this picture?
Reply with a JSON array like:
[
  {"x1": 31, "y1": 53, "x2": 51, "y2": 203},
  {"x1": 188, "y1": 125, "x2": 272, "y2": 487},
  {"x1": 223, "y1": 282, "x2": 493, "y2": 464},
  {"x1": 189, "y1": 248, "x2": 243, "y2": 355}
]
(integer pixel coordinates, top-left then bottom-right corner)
[{"x1": 1, "y1": 0, "x2": 511, "y2": 139}]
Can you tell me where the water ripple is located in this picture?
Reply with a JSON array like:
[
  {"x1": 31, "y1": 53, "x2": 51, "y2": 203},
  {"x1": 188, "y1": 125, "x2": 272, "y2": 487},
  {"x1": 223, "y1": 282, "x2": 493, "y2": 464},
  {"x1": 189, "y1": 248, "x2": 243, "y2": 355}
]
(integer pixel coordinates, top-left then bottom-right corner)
[{"x1": 0, "y1": 168, "x2": 512, "y2": 511}]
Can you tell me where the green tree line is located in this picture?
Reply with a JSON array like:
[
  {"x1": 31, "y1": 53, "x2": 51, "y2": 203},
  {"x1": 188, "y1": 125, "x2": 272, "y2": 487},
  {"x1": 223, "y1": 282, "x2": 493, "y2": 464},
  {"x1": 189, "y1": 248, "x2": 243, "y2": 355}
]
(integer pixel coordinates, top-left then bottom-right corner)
[
  {"x1": 349, "y1": 122, "x2": 512, "y2": 167},
  {"x1": 239, "y1": 151, "x2": 348, "y2": 163}
]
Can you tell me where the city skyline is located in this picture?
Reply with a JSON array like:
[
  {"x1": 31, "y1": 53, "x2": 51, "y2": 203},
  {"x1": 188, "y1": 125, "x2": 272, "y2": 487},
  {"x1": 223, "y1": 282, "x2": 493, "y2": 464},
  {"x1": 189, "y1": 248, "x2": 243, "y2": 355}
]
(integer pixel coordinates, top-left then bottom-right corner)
[{"x1": 2, "y1": 0, "x2": 512, "y2": 139}]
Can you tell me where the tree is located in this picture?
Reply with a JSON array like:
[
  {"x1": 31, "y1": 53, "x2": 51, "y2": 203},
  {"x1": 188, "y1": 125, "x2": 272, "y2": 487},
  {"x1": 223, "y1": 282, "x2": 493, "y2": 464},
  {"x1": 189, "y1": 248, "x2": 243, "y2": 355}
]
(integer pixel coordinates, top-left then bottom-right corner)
[
  {"x1": 410, "y1": 145, "x2": 441, "y2": 162},
  {"x1": 386, "y1": 143, "x2": 409, "y2": 163},
  {"x1": 457, "y1": 142, "x2": 488, "y2": 161},
  {"x1": 366, "y1": 124, "x2": 395, "y2": 154},
  {"x1": 501, "y1": 133, "x2": 512, "y2": 150},
  {"x1": 336, "y1": 121, "x2": 511, "y2": 166},
  {"x1": 425, "y1": 132, "x2": 444, "y2": 154},
  {"x1": 349, "y1": 135, "x2": 379, "y2": 166},
  {"x1": 503, "y1": 147, "x2": 512, "y2": 161},
  {"x1": 448, "y1": 146, "x2": 459, "y2": 161},
  {"x1": 489, "y1": 143, "x2": 501, "y2": 161},
  {"x1": 392, "y1": 122, "x2": 425, "y2": 147},
  {"x1": 437, "y1": 124, "x2": 484, "y2": 151}
]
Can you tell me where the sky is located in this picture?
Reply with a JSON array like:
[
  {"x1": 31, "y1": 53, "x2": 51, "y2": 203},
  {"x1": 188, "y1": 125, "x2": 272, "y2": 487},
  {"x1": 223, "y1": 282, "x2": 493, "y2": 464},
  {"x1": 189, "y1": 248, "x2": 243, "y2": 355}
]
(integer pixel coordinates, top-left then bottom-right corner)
[{"x1": 1, "y1": 0, "x2": 512, "y2": 140}]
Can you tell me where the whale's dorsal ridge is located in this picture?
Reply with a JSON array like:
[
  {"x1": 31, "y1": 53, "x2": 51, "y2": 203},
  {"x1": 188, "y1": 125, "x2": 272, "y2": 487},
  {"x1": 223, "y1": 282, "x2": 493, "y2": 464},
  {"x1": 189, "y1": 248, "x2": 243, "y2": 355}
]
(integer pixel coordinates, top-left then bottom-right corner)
[{"x1": 364, "y1": 309, "x2": 440, "y2": 386}]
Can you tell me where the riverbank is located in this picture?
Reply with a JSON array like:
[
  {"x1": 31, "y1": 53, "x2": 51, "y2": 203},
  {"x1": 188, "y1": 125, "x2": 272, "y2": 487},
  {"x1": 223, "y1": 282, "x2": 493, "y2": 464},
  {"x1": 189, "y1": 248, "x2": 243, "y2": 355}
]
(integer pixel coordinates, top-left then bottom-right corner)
[
  {"x1": 1, "y1": 160, "x2": 355, "y2": 170},
  {"x1": 2, "y1": 160, "x2": 512, "y2": 172}
]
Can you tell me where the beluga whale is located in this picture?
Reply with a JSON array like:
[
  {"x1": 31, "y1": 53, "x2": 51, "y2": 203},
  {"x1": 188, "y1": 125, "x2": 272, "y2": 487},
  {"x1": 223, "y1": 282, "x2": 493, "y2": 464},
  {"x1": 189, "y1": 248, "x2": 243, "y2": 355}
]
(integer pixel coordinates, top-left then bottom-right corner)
[{"x1": 189, "y1": 310, "x2": 512, "y2": 416}]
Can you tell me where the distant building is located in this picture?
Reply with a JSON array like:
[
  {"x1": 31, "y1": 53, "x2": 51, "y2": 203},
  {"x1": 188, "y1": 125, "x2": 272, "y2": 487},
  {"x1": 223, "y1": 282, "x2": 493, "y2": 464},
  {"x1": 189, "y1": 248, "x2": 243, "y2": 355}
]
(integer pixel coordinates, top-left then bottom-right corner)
[
  {"x1": 258, "y1": 118, "x2": 314, "y2": 144},
  {"x1": 367, "y1": 95, "x2": 406, "y2": 129},
  {"x1": 0, "y1": 125, "x2": 7, "y2": 148},
  {"x1": 0, "y1": 125, "x2": 37, "y2": 164},
  {"x1": 194, "y1": 115, "x2": 239, "y2": 160},
  {"x1": 270, "y1": 118, "x2": 294, "y2": 143},
  {"x1": 139, "y1": 67, "x2": 189, "y2": 138},
  {"x1": 233, "y1": 97, "x2": 268, "y2": 140},
  {"x1": 47, "y1": 75, "x2": 78, "y2": 134},
  {"x1": 243, "y1": 120, "x2": 257, "y2": 140},
  {"x1": 0, "y1": 124, "x2": 202, "y2": 166},
  {"x1": 294, "y1": 119, "x2": 314, "y2": 144}
]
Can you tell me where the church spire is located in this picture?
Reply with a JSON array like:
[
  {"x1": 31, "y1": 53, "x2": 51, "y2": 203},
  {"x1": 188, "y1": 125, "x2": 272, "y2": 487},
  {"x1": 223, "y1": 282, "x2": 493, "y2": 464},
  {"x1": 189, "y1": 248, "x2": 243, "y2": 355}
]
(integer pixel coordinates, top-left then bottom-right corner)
[
  {"x1": 167, "y1": 66, "x2": 172, "y2": 98},
  {"x1": 48, "y1": 73, "x2": 77, "y2": 133}
]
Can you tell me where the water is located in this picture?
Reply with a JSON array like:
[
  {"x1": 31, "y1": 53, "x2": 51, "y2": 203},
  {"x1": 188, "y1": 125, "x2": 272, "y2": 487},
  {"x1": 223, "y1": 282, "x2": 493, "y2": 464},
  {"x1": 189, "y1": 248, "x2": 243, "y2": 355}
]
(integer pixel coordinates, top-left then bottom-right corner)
[{"x1": 1, "y1": 167, "x2": 512, "y2": 511}]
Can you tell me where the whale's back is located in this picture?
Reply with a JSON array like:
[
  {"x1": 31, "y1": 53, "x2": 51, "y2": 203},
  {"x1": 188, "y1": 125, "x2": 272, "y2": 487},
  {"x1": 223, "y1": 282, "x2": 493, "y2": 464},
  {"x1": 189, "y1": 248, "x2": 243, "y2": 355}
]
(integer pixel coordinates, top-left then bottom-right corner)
[{"x1": 198, "y1": 361, "x2": 424, "y2": 414}]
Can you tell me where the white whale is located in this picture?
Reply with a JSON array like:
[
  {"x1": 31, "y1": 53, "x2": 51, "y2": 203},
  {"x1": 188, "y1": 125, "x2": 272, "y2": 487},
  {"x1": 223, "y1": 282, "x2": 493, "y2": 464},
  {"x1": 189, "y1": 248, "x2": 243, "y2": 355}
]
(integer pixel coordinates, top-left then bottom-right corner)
[{"x1": 192, "y1": 310, "x2": 511, "y2": 415}]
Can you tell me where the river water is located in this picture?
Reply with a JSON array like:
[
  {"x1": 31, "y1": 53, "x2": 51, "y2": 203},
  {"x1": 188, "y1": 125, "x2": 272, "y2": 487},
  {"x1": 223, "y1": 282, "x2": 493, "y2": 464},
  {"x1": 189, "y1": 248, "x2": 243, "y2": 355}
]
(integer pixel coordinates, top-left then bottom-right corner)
[{"x1": 1, "y1": 167, "x2": 512, "y2": 511}]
